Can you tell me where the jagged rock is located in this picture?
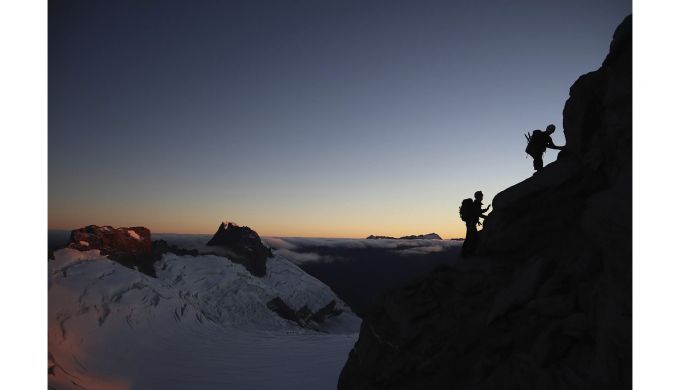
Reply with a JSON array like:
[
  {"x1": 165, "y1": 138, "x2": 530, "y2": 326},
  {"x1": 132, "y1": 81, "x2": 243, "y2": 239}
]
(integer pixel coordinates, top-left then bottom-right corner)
[
  {"x1": 339, "y1": 16, "x2": 631, "y2": 390},
  {"x1": 266, "y1": 297, "x2": 342, "y2": 329},
  {"x1": 311, "y1": 300, "x2": 343, "y2": 323},
  {"x1": 206, "y1": 222, "x2": 273, "y2": 277},
  {"x1": 266, "y1": 297, "x2": 300, "y2": 323},
  {"x1": 68, "y1": 225, "x2": 157, "y2": 277}
]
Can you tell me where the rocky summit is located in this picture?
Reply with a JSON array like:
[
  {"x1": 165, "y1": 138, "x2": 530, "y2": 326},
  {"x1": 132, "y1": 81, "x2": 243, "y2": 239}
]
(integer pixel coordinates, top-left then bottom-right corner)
[
  {"x1": 68, "y1": 225, "x2": 157, "y2": 276},
  {"x1": 339, "y1": 15, "x2": 631, "y2": 390},
  {"x1": 206, "y1": 222, "x2": 273, "y2": 277}
]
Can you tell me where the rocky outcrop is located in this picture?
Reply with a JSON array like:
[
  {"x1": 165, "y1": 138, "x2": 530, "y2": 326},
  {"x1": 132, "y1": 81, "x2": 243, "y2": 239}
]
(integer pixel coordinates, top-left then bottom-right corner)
[
  {"x1": 206, "y1": 222, "x2": 273, "y2": 277},
  {"x1": 266, "y1": 297, "x2": 343, "y2": 330},
  {"x1": 68, "y1": 225, "x2": 157, "y2": 276},
  {"x1": 65, "y1": 222, "x2": 274, "y2": 278},
  {"x1": 367, "y1": 233, "x2": 443, "y2": 240},
  {"x1": 311, "y1": 300, "x2": 344, "y2": 323},
  {"x1": 339, "y1": 16, "x2": 631, "y2": 390}
]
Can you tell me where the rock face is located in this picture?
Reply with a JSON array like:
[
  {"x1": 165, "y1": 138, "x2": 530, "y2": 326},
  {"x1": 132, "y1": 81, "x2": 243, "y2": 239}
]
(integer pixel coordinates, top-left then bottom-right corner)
[
  {"x1": 339, "y1": 16, "x2": 631, "y2": 390},
  {"x1": 68, "y1": 225, "x2": 157, "y2": 276},
  {"x1": 266, "y1": 298, "x2": 343, "y2": 330},
  {"x1": 206, "y1": 222, "x2": 273, "y2": 277}
]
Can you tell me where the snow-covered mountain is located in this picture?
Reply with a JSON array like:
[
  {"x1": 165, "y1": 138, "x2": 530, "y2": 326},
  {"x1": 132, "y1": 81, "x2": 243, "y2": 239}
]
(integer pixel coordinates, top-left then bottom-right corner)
[
  {"x1": 156, "y1": 251, "x2": 359, "y2": 332},
  {"x1": 48, "y1": 224, "x2": 360, "y2": 389}
]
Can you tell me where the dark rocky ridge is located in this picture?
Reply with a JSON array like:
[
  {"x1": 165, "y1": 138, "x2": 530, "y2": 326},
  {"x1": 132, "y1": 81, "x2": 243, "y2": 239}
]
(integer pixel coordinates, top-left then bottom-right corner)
[
  {"x1": 367, "y1": 233, "x2": 442, "y2": 240},
  {"x1": 65, "y1": 225, "x2": 201, "y2": 277},
  {"x1": 68, "y1": 225, "x2": 157, "y2": 276},
  {"x1": 339, "y1": 16, "x2": 631, "y2": 390},
  {"x1": 63, "y1": 222, "x2": 274, "y2": 279},
  {"x1": 266, "y1": 298, "x2": 343, "y2": 330},
  {"x1": 206, "y1": 222, "x2": 273, "y2": 277}
]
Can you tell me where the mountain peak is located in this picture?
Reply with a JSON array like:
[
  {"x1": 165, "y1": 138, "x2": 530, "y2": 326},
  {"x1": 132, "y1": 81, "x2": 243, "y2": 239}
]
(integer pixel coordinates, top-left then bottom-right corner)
[{"x1": 206, "y1": 221, "x2": 273, "y2": 277}]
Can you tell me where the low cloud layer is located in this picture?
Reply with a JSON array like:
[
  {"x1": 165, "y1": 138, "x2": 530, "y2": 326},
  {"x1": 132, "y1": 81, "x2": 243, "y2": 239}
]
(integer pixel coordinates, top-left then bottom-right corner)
[
  {"x1": 261, "y1": 237, "x2": 462, "y2": 264},
  {"x1": 262, "y1": 237, "x2": 462, "y2": 251},
  {"x1": 147, "y1": 234, "x2": 461, "y2": 265},
  {"x1": 271, "y1": 248, "x2": 336, "y2": 264}
]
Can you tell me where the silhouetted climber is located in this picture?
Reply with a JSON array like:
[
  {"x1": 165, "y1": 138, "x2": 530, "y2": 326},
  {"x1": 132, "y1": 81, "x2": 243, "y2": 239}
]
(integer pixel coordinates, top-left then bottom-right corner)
[
  {"x1": 524, "y1": 124, "x2": 564, "y2": 171},
  {"x1": 459, "y1": 191, "x2": 490, "y2": 258}
]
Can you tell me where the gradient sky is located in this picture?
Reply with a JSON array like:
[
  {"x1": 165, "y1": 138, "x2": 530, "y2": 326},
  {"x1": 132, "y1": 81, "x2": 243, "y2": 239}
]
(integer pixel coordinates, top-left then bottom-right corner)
[{"x1": 48, "y1": 0, "x2": 631, "y2": 238}]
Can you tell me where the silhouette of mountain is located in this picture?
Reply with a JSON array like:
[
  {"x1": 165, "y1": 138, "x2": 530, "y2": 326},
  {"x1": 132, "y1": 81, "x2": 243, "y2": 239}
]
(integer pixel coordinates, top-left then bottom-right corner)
[
  {"x1": 206, "y1": 222, "x2": 273, "y2": 277},
  {"x1": 366, "y1": 233, "x2": 443, "y2": 240},
  {"x1": 339, "y1": 15, "x2": 631, "y2": 390},
  {"x1": 399, "y1": 233, "x2": 443, "y2": 240}
]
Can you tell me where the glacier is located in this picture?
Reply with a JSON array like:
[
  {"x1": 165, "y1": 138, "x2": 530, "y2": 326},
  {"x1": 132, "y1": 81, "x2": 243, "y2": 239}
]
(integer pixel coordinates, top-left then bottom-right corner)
[{"x1": 48, "y1": 248, "x2": 360, "y2": 390}]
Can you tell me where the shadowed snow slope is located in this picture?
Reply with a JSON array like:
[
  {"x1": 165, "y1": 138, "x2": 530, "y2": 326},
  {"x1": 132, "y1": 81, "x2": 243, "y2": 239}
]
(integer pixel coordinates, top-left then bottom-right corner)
[{"x1": 49, "y1": 248, "x2": 359, "y2": 389}]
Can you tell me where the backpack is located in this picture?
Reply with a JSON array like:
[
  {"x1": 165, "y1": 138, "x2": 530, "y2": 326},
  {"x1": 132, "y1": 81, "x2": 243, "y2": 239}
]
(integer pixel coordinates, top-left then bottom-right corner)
[
  {"x1": 524, "y1": 130, "x2": 544, "y2": 156},
  {"x1": 459, "y1": 198, "x2": 474, "y2": 222}
]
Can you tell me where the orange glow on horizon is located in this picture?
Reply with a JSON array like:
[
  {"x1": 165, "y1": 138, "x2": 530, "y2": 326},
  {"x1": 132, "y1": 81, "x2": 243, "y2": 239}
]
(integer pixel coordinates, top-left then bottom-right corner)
[
  {"x1": 48, "y1": 195, "x2": 472, "y2": 239},
  {"x1": 48, "y1": 219, "x2": 468, "y2": 239}
]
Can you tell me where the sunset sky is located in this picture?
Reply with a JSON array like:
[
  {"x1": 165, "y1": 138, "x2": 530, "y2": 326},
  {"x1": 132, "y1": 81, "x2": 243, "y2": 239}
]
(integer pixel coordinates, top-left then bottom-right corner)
[{"x1": 48, "y1": 0, "x2": 631, "y2": 238}]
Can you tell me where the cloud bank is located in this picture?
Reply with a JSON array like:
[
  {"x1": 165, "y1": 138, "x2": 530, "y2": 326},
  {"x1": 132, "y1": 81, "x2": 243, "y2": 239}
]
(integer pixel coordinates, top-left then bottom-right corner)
[
  {"x1": 261, "y1": 237, "x2": 462, "y2": 264},
  {"x1": 147, "y1": 234, "x2": 462, "y2": 265}
]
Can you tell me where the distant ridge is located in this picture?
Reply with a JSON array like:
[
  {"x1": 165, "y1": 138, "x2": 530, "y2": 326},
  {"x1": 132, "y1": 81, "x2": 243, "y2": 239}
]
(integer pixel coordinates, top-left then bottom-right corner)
[{"x1": 366, "y1": 233, "x2": 442, "y2": 240}]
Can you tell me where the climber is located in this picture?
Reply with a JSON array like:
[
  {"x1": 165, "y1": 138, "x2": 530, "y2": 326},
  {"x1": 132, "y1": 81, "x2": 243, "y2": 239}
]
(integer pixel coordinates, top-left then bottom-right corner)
[
  {"x1": 524, "y1": 124, "x2": 565, "y2": 171},
  {"x1": 459, "y1": 191, "x2": 490, "y2": 258}
]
